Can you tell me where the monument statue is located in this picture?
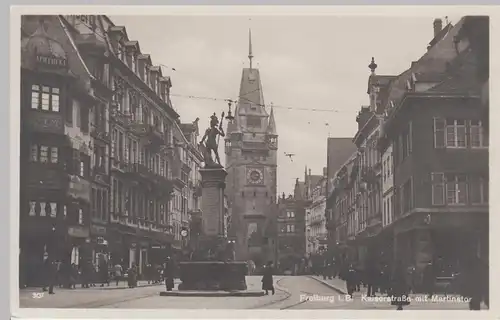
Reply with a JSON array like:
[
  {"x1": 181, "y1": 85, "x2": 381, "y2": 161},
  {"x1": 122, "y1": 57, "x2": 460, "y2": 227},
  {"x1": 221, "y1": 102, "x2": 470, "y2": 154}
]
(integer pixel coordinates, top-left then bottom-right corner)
[{"x1": 199, "y1": 112, "x2": 225, "y2": 167}]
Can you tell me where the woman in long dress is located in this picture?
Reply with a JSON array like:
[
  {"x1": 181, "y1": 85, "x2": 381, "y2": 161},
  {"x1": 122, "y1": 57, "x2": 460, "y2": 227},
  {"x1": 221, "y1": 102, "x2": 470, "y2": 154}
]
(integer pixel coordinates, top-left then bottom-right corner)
[{"x1": 261, "y1": 261, "x2": 275, "y2": 295}]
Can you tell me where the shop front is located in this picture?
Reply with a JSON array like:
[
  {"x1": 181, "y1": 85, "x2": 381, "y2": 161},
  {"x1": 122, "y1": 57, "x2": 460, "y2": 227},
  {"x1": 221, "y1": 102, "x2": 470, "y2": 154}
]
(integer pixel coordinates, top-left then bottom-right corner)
[{"x1": 90, "y1": 223, "x2": 109, "y2": 266}]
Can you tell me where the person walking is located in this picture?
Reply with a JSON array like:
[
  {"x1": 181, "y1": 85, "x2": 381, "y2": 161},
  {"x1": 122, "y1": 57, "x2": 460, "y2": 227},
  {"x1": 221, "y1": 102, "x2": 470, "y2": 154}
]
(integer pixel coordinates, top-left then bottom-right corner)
[
  {"x1": 113, "y1": 262, "x2": 122, "y2": 286},
  {"x1": 390, "y1": 261, "x2": 410, "y2": 311},
  {"x1": 42, "y1": 258, "x2": 57, "y2": 294},
  {"x1": 261, "y1": 261, "x2": 275, "y2": 295},
  {"x1": 422, "y1": 261, "x2": 435, "y2": 298},
  {"x1": 99, "y1": 256, "x2": 109, "y2": 287},
  {"x1": 365, "y1": 262, "x2": 378, "y2": 297},
  {"x1": 164, "y1": 257, "x2": 175, "y2": 291}
]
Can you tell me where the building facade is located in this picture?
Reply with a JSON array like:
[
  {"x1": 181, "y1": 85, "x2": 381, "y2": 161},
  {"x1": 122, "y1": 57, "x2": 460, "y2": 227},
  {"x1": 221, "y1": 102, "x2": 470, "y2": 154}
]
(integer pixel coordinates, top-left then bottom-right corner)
[
  {"x1": 20, "y1": 15, "x2": 97, "y2": 286},
  {"x1": 305, "y1": 170, "x2": 328, "y2": 256},
  {"x1": 19, "y1": 14, "x2": 205, "y2": 285},
  {"x1": 276, "y1": 192, "x2": 306, "y2": 274},
  {"x1": 224, "y1": 34, "x2": 278, "y2": 265}
]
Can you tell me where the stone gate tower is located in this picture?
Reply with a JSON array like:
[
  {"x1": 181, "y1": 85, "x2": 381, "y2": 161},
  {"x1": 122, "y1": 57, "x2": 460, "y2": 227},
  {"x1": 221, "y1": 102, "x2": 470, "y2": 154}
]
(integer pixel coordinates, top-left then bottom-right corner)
[{"x1": 224, "y1": 29, "x2": 278, "y2": 265}]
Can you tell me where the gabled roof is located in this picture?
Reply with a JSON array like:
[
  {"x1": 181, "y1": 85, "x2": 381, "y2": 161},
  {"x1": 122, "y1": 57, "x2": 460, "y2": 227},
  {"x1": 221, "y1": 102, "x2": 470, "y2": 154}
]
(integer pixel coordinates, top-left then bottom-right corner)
[
  {"x1": 21, "y1": 15, "x2": 95, "y2": 86},
  {"x1": 326, "y1": 138, "x2": 357, "y2": 179},
  {"x1": 109, "y1": 25, "x2": 128, "y2": 40},
  {"x1": 138, "y1": 54, "x2": 152, "y2": 65},
  {"x1": 124, "y1": 40, "x2": 141, "y2": 52},
  {"x1": 367, "y1": 74, "x2": 396, "y2": 94},
  {"x1": 384, "y1": 17, "x2": 466, "y2": 112},
  {"x1": 426, "y1": 48, "x2": 481, "y2": 95}
]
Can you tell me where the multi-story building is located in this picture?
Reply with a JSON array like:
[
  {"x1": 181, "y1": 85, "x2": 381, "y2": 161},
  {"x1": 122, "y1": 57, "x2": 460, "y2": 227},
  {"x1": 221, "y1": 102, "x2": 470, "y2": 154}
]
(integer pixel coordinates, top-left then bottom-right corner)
[
  {"x1": 305, "y1": 169, "x2": 328, "y2": 256},
  {"x1": 20, "y1": 15, "x2": 96, "y2": 286},
  {"x1": 350, "y1": 58, "x2": 395, "y2": 268},
  {"x1": 62, "y1": 15, "x2": 113, "y2": 266},
  {"x1": 276, "y1": 190, "x2": 306, "y2": 274},
  {"x1": 331, "y1": 154, "x2": 359, "y2": 264},
  {"x1": 97, "y1": 17, "x2": 186, "y2": 275},
  {"x1": 377, "y1": 17, "x2": 488, "y2": 283},
  {"x1": 180, "y1": 120, "x2": 203, "y2": 255},
  {"x1": 324, "y1": 138, "x2": 357, "y2": 261},
  {"x1": 224, "y1": 32, "x2": 278, "y2": 265}
]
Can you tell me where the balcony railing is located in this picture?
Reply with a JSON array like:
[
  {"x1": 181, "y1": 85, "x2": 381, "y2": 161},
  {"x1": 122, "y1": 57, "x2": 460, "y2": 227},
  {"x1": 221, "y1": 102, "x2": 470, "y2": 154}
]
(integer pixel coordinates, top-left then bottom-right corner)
[{"x1": 128, "y1": 122, "x2": 165, "y2": 148}]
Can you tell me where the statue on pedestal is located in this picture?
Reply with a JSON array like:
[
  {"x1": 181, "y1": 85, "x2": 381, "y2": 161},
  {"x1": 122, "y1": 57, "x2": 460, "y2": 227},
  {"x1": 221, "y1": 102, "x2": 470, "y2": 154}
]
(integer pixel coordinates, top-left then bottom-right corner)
[{"x1": 199, "y1": 112, "x2": 225, "y2": 168}]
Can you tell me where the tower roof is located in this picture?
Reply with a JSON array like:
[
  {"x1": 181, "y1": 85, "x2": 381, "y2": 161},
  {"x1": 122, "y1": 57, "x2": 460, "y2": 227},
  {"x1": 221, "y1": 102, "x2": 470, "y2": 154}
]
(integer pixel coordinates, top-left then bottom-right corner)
[
  {"x1": 237, "y1": 68, "x2": 267, "y2": 116},
  {"x1": 266, "y1": 104, "x2": 277, "y2": 134}
]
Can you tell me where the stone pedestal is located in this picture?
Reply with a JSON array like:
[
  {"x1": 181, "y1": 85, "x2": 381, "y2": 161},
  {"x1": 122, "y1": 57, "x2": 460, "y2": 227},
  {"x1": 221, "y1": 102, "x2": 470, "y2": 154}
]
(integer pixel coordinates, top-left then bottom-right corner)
[
  {"x1": 178, "y1": 166, "x2": 248, "y2": 291},
  {"x1": 199, "y1": 167, "x2": 227, "y2": 237}
]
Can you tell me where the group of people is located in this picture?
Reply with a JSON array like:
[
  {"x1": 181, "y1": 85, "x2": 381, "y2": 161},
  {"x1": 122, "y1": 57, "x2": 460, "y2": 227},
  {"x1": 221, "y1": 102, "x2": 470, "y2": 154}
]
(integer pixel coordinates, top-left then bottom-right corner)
[
  {"x1": 39, "y1": 255, "x2": 179, "y2": 293},
  {"x1": 336, "y1": 256, "x2": 489, "y2": 311}
]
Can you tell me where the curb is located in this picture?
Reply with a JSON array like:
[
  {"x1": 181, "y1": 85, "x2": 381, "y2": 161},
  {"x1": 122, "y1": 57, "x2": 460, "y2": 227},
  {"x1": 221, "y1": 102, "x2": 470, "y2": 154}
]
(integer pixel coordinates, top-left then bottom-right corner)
[
  {"x1": 308, "y1": 276, "x2": 347, "y2": 295},
  {"x1": 159, "y1": 290, "x2": 265, "y2": 297}
]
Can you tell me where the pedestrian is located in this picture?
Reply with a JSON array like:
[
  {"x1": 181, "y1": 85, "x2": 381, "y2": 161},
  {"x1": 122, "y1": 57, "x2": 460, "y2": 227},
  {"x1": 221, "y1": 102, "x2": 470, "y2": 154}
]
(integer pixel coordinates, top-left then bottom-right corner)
[
  {"x1": 42, "y1": 258, "x2": 56, "y2": 294},
  {"x1": 390, "y1": 261, "x2": 410, "y2": 311},
  {"x1": 114, "y1": 261, "x2": 123, "y2": 286},
  {"x1": 366, "y1": 262, "x2": 378, "y2": 297},
  {"x1": 70, "y1": 263, "x2": 78, "y2": 289},
  {"x1": 342, "y1": 264, "x2": 357, "y2": 296},
  {"x1": 128, "y1": 264, "x2": 137, "y2": 288},
  {"x1": 99, "y1": 256, "x2": 109, "y2": 287},
  {"x1": 164, "y1": 257, "x2": 175, "y2": 291},
  {"x1": 422, "y1": 261, "x2": 435, "y2": 298},
  {"x1": 261, "y1": 261, "x2": 275, "y2": 295},
  {"x1": 456, "y1": 256, "x2": 488, "y2": 310}
]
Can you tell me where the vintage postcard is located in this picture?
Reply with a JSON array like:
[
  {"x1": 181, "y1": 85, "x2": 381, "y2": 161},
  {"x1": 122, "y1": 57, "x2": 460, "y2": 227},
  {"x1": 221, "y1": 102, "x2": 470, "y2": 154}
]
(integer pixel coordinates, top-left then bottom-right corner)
[{"x1": 10, "y1": 5, "x2": 495, "y2": 319}]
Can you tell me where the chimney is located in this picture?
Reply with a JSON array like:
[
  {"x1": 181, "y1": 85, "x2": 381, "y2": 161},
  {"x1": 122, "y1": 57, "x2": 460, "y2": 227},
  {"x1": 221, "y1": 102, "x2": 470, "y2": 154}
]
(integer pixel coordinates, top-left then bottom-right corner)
[
  {"x1": 323, "y1": 167, "x2": 327, "y2": 177},
  {"x1": 309, "y1": 169, "x2": 312, "y2": 177},
  {"x1": 433, "y1": 18, "x2": 443, "y2": 38},
  {"x1": 356, "y1": 106, "x2": 372, "y2": 131}
]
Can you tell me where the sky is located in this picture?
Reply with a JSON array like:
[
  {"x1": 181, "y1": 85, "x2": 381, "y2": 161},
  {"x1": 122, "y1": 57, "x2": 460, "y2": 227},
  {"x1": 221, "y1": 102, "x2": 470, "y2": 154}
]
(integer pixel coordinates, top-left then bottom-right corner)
[{"x1": 110, "y1": 15, "x2": 459, "y2": 196}]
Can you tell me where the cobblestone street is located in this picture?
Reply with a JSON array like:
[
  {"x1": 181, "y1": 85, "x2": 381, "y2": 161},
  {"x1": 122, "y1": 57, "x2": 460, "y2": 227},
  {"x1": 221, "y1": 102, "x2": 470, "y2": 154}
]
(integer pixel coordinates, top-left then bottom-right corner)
[{"x1": 18, "y1": 276, "x2": 487, "y2": 310}]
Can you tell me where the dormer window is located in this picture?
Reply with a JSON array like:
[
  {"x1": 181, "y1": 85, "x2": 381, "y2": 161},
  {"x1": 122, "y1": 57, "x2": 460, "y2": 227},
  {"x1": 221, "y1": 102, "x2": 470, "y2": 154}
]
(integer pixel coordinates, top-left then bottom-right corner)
[
  {"x1": 144, "y1": 67, "x2": 149, "y2": 86},
  {"x1": 151, "y1": 76, "x2": 156, "y2": 92},
  {"x1": 131, "y1": 54, "x2": 136, "y2": 73},
  {"x1": 117, "y1": 43, "x2": 123, "y2": 60}
]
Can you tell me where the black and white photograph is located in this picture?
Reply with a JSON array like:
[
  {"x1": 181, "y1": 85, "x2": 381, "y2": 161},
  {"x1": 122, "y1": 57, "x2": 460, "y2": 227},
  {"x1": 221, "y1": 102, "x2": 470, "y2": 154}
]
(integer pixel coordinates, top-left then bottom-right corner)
[{"x1": 13, "y1": 8, "x2": 490, "y2": 314}]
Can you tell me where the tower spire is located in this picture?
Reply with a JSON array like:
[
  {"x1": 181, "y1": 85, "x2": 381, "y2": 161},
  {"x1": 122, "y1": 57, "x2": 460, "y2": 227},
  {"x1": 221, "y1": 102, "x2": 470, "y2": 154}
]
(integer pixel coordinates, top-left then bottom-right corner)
[{"x1": 248, "y1": 28, "x2": 254, "y2": 70}]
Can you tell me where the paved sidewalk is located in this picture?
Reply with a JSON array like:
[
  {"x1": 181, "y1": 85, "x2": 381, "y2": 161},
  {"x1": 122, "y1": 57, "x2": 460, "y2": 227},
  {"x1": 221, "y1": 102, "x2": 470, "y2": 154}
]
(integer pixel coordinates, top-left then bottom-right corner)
[{"x1": 20, "y1": 280, "x2": 179, "y2": 294}]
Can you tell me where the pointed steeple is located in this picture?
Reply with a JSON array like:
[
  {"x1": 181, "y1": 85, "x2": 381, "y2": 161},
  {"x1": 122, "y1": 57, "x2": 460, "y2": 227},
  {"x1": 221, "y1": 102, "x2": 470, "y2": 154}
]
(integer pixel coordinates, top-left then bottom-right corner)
[
  {"x1": 248, "y1": 28, "x2": 254, "y2": 70},
  {"x1": 266, "y1": 104, "x2": 277, "y2": 134}
]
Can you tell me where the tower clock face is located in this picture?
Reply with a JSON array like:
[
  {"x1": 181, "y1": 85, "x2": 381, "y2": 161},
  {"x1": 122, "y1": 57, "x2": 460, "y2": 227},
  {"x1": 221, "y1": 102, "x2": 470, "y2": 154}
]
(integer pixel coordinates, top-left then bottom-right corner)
[{"x1": 247, "y1": 168, "x2": 264, "y2": 184}]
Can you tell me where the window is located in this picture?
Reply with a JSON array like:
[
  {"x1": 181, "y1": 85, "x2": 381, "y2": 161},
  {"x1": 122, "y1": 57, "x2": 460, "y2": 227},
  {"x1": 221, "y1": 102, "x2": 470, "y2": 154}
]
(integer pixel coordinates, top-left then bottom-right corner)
[
  {"x1": 117, "y1": 43, "x2": 123, "y2": 60},
  {"x1": 446, "y1": 173, "x2": 467, "y2": 205},
  {"x1": 78, "y1": 208, "x2": 83, "y2": 225},
  {"x1": 400, "y1": 179, "x2": 413, "y2": 214},
  {"x1": 431, "y1": 173, "x2": 445, "y2": 205},
  {"x1": 470, "y1": 120, "x2": 488, "y2": 148},
  {"x1": 286, "y1": 224, "x2": 295, "y2": 233},
  {"x1": 286, "y1": 211, "x2": 295, "y2": 218},
  {"x1": 30, "y1": 145, "x2": 58, "y2": 163},
  {"x1": 79, "y1": 160, "x2": 85, "y2": 177},
  {"x1": 31, "y1": 85, "x2": 60, "y2": 112},
  {"x1": 434, "y1": 118, "x2": 468, "y2": 148},
  {"x1": 144, "y1": 67, "x2": 149, "y2": 86},
  {"x1": 131, "y1": 54, "x2": 136, "y2": 72},
  {"x1": 470, "y1": 175, "x2": 488, "y2": 204}
]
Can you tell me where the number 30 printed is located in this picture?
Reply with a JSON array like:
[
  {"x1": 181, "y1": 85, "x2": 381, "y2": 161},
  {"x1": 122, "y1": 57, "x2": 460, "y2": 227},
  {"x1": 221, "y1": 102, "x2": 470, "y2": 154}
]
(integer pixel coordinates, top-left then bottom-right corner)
[{"x1": 32, "y1": 292, "x2": 45, "y2": 299}]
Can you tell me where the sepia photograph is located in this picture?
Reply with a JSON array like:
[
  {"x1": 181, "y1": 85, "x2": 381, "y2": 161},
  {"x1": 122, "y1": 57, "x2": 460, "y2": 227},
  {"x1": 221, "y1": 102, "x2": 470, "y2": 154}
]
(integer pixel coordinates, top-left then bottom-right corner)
[{"x1": 14, "y1": 9, "x2": 489, "y2": 313}]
